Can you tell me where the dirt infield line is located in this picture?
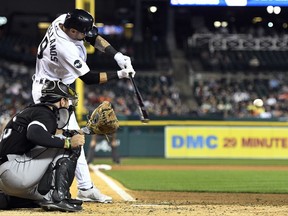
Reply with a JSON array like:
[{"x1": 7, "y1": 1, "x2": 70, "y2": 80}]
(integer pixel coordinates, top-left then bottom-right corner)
[{"x1": 89, "y1": 165, "x2": 136, "y2": 201}]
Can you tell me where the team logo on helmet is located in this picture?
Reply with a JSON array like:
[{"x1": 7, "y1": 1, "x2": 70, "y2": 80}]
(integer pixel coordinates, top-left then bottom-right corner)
[{"x1": 74, "y1": 60, "x2": 82, "y2": 68}]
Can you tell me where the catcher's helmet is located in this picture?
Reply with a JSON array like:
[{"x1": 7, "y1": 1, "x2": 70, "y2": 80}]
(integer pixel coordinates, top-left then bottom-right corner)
[
  {"x1": 40, "y1": 80, "x2": 78, "y2": 105},
  {"x1": 64, "y1": 9, "x2": 93, "y2": 34}
]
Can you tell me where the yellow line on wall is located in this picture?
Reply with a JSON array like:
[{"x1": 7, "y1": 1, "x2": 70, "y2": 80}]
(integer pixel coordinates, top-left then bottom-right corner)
[
  {"x1": 118, "y1": 120, "x2": 288, "y2": 127},
  {"x1": 79, "y1": 120, "x2": 288, "y2": 127}
]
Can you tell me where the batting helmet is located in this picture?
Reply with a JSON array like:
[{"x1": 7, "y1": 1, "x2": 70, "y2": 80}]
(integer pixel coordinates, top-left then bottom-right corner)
[
  {"x1": 40, "y1": 80, "x2": 78, "y2": 105},
  {"x1": 64, "y1": 9, "x2": 94, "y2": 34}
]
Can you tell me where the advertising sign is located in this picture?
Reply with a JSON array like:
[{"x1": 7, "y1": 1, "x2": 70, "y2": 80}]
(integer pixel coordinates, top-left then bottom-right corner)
[
  {"x1": 165, "y1": 126, "x2": 288, "y2": 158},
  {"x1": 170, "y1": 0, "x2": 288, "y2": 7}
]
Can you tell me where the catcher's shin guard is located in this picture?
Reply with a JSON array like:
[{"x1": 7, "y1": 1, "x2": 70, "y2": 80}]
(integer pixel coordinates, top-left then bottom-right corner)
[
  {"x1": 52, "y1": 153, "x2": 79, "y2": 202},
  {"x1": 69, "y1": 146, "x2": 81, "y2": 162}
]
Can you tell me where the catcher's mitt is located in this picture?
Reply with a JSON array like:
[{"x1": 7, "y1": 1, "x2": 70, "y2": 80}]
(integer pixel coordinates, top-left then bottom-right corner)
[{"x1": 85, "y1": 101, "x2": 119, "y2": 135}]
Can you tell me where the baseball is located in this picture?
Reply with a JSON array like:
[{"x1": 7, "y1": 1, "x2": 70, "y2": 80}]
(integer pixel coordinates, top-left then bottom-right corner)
[{"x1": 253, "y1": 99, "x2": 264, "y2": 107}]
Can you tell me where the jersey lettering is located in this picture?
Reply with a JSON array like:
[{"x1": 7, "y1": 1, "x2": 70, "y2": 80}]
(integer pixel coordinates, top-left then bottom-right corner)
[
  {"x1": 37, "y1": 25, "x2": 58, "y2": 62},
  {"x1": 48, "y1": 26, "x2": 58, "y2": 62}
]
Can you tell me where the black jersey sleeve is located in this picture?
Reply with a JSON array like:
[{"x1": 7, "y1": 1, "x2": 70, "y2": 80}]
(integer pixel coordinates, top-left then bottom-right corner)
[
  {"x1": 26, "y1": 124, "x2": 64, "y2": 148},
  {"x1": 26, "y1": 106, "x2": 64, "y2": 148}
]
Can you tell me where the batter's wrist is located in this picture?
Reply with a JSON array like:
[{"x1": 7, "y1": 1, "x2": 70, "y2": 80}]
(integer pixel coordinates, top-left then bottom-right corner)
[{"x1": 107, "y1": 72, "x2": 120, "y2": 80}]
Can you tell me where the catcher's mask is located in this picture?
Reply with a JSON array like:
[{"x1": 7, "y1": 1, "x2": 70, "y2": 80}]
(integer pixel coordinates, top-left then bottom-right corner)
[
  {"x1": 56, "y1": 105, "x2": 74, "y2": 129},
  {"x1": 40, "y1": 80, "x2": 78, "y2": 129},
  {"x1": 40, "y1": 80, "x2": 78, "y2": 107}
]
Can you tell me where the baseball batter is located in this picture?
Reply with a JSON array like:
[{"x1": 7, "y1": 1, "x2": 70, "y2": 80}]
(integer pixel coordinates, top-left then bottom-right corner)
[
  {"x1": 32, "y1": 9, "x2": 135, "y2": 203},
  {"x1": 0, "y1": 81, "x2": 84, "y2": 212}
]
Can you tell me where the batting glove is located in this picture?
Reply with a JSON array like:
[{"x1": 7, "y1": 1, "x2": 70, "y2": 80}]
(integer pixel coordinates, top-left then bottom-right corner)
[
  {"x1": 114, "y1": 52, "x2": 133, "y2": 69},
  {"x1": 117, "y1": 68, "x2": 136, "y2": 79}
]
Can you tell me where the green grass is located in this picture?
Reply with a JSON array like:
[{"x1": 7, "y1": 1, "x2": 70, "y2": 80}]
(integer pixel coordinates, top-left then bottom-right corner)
[
  {"x1": 103, "y1": 170, "x2": 288, "y2": 193},
  {"x1": 94, "y1": 158, "x2": 288, "y2": 193}
]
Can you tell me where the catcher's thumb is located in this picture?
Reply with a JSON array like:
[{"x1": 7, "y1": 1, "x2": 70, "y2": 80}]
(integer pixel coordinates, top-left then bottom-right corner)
[{"x1": 70, "y1": 134, "x2": 85, "y2": 148}]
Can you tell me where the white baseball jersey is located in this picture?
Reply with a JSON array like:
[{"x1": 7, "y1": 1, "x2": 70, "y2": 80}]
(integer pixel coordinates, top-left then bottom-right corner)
[{"x1": 35, "y1": 14, "x2": 90, "y2": 85}]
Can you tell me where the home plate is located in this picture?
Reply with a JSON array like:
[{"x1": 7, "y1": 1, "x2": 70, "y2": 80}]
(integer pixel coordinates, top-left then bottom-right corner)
[{"x1": 91, "y1": 164, "x2": 112, "y2": 170}]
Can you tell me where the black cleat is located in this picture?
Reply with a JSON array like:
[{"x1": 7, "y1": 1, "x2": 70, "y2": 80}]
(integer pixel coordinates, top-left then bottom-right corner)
[
  {"x1": 40, "y1": 199, "x2": 82, "y2": 212},
  {"x1": 67, "y1": 198, "x2": 83, "y2": 206},
  {"x1": 0, "y1": 192, "x2": 39, "y2": 209},
  {"x1": 0, "y1": 192, "x2": 9, "y2": 209}
]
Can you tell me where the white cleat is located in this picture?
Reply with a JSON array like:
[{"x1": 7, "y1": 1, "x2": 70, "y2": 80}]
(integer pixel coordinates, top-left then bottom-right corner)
[{"x1": 77, "y1": 186, "x2": 112, "y2": 203}]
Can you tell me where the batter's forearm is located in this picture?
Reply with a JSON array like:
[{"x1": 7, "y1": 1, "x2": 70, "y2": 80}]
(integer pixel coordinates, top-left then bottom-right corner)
[
  {"x1": 94, "y1": 35, "x2": 118, "y2": 56},
  {"x1": 79, "y1": 71, "x2": 119, "y2": 85}
]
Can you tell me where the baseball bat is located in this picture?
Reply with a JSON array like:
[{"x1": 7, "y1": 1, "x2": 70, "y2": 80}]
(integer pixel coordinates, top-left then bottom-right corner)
[{"x1": 129, "y1": 73, "x2": 149, "y2": 123}]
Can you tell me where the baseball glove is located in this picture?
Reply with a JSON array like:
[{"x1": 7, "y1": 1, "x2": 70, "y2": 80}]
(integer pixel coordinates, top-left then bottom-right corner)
[{"x1": 85, "y1": 101, "x2": 119, "y2": 135}]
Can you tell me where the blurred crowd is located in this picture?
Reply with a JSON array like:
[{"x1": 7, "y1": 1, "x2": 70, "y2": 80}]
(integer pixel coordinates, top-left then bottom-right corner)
[
  {"x1": 0, "y1": 59, "x2": 34, "y2": 132},
  {"x1": 194, "y1": 75, "x2": 288, "y2": 119},
  {"x1": 84, "y1": 71, "x2": 191, "y2": 118}
]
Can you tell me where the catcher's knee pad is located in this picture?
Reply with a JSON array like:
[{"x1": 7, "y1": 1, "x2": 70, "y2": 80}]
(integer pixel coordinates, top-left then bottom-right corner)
[{"x1": 52, "y1": 157, "x2": 77, "y2": 202}]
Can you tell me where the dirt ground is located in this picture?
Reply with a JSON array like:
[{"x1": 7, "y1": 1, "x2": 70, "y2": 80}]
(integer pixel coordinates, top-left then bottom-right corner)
[{"x1": 1, "y1": 165, "x2": 288, "y2": 216}]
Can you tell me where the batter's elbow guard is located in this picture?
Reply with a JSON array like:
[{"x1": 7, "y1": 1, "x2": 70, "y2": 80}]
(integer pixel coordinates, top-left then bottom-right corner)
[{"x1": 84, "y1": 26, "x2": 98, "y2": 46}]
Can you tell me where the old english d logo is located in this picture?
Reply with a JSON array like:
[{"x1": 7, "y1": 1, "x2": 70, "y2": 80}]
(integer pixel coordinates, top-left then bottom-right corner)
[{"x1": 74, "y1": 60, "x2": 82, "y2": 69}]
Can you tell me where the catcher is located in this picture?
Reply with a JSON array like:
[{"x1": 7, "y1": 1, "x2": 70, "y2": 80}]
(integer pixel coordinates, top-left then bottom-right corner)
[
  {"x1": 0, "y1": 80, "x2": 118, "y2": 211},
  {"x1": 0, "y1": 81, "x2": 84, "y2": 212}
]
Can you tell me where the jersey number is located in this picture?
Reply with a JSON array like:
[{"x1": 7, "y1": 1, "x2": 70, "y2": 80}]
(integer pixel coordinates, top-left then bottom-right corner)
[
  {"x1": 0, "y1": 128, "x2": 12, "y2": 142},
  {"x1": 37, "y1": 36, "x2": 48, "y2": 59}
]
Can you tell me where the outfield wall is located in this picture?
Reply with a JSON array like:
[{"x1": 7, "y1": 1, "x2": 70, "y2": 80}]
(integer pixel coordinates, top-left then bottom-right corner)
[{"x1": 85, "y1": 120, "x2": 288, "y2": 159}]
